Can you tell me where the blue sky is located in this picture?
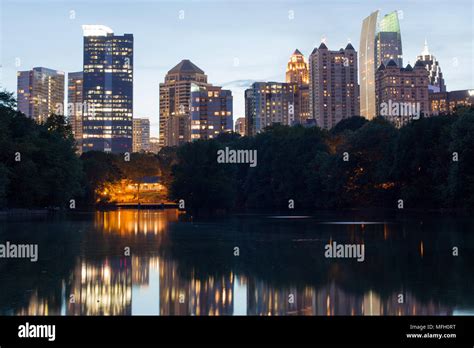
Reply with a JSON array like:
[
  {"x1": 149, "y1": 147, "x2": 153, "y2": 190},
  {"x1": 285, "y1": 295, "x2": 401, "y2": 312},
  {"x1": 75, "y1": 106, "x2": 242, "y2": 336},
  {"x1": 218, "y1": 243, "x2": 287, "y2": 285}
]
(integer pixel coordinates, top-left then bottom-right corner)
[{"x1": 1, "y1": 0, "x2": 473, "y2": 136}]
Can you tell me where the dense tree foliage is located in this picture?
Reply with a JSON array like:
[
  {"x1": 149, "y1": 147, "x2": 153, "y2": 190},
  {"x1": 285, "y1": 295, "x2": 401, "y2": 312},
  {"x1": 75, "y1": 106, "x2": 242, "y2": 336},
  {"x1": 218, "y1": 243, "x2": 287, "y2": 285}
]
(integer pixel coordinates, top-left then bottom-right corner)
[
  {"x1": 0, "y1": 91, "x2": 167, "y2": 208},
  {"x1": 0, "y1": 91, "x2": 83, "y2": 208},
  {"x1": 171, "y1": 110, "x2": 474, "y2": 214},
  {"x1": 2, "y1": 89, "x2": 473, "y2": 213}
]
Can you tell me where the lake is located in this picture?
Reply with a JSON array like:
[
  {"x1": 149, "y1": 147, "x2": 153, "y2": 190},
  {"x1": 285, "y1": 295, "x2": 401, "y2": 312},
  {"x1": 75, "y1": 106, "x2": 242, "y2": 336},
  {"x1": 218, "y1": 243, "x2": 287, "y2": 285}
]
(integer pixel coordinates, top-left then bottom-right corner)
[{"x1": 0, "y1": 209, "x2": 473, "y2": 316}]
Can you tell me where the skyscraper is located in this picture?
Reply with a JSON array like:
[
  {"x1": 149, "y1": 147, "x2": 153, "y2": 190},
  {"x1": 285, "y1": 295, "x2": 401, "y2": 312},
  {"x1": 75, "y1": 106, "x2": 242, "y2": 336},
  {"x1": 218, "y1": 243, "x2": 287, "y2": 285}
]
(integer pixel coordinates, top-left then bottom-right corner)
[
  {"x1": 67, "y1": 71, "x2": 83, "y2": 152},
  {"x1": 309, "y1": 42, "x2": 359, "y2": 130},
  {"x1": 17, "y1": 67, "x2": 65, "y2": 123},
  {"x1": 375, "y1": 11, "x2": 403, "y2": 68},
  {"x1": 132, "y1": 118, "x2": 150, "y2": 152},
  {"x1": 417, "y1": 40, "x2": 446, "y2": 93},
  {"x1": 286, "y1": 49, "x2": 309, "y2": 85},
  {"x1": 159, "y1": 60, "x2": 208, "y2": 147},
  {"x1": 359, "y1": 11, "x2": 379, "y2": 120},
  {"x1": 359, "y1": 10, "x2": 403, "y2": 120},
  {"x1": 82, "y1": 25, "x2": 133, "y2": 153},
  {"x1": 190, "y1": 84, "x2": 233, "y2": 140},
  {"x1": 286, "y1": 49, "x2": 310, "y2": 124},
  {"x1": 245, "y1": 82, "x2": 298, "y2": 136}
]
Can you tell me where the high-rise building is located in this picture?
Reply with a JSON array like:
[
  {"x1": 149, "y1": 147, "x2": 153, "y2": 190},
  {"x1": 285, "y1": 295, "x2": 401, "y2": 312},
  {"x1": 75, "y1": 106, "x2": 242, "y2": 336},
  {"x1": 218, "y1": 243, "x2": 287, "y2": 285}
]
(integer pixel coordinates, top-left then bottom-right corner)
[
  {"x1": 132, "y1": 118, "x2": 150, "y2": 152},
  {"x1": 286, "y1": 49, "x2": 309, "y2": 85},
  {"x1": 82, "y1": 25, "x2": 133, "y2": 153},
  {"x1": 67, "y1": 71, "x2": 83, "y2": 152},
  {"x1": 360, "y1": 10, "x2": 403, "y2": 120},
  {"x1": 375, "y1": 11, "x2": 403, "y2": 68},
  {"x1": 234, "y1": 117, "x2": 246, "y2": 136},
  {"x1": 375, "y1": 60, "x2": 429, "y2": 126},
  {"x1": 17, "y1": 67, "x2": 65, "y2": 123},
  {"x1": 286, "y1": 49, "x2": 310, "y2": 123},
  {"x1": 430, "y1": 90, "x2": 474, "y2": 116},
  {"x1": 359, "y1": 11, "x2": 379, "y2": 120},
  {"x1": 417, "y1": 40, "x2": 446, "y2": 93},
  {"x1": 159, "y1": 60, "x2": 208, "y2": 147},
  {"x1": 190, "y1": 84, "x2": 233, "y2": 140},
  {"x1": 309, "y1": 42, "x2": 359, "y2": 130},
  {"x1": 245, "y1": 82, "x2": 299, "y2": 136}
]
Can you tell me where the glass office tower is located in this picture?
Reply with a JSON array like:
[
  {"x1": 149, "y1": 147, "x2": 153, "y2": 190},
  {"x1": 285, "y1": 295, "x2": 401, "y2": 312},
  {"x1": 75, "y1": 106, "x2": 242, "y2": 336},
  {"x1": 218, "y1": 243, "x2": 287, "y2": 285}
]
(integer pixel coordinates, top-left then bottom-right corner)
[
  {"x1": 82, "y1": 25, "x2": 133, "y2": 153},
  {"x1": 375, "y1": 11, "x2": 403, "y2": 68},
  {"x1": 359, "y1": 10, "x2": 403, "y2": 120},
  {"x1": 359, "y1": 11, "x2": 379, "y2": 120}
]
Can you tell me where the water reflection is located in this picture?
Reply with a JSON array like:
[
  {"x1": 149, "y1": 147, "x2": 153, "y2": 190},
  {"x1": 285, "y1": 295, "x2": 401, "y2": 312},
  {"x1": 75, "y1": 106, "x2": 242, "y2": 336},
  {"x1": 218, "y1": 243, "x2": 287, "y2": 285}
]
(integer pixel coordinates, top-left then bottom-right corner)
[{"x1": 0, "y1": 210, "x2": 472, "y2": 316}]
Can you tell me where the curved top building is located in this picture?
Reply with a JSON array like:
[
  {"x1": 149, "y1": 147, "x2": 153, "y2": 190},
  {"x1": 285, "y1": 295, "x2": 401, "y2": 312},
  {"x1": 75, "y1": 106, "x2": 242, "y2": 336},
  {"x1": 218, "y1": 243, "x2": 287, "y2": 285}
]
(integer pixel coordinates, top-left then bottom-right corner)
[
  {"x1": 359, "y1": 10, "x2": 403, "y2": 120},
  {"x1": 359, "y1": 11, "x2": 379, "y2": 120}
]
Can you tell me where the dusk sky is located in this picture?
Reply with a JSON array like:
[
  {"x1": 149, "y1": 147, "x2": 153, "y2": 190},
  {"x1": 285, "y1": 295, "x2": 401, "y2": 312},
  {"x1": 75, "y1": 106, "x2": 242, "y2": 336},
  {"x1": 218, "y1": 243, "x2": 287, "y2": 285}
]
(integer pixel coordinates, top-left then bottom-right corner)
[{"x1": 1, "y1": 0, "x2": 473, "y2": 136}]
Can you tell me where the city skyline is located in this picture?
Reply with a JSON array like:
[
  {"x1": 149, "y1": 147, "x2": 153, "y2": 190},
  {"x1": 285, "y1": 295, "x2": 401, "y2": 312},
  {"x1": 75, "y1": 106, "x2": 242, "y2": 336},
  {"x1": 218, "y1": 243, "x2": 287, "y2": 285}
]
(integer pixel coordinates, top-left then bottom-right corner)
[{"x1": 1, "y1": 0, "x2": 473, "y2": 137}]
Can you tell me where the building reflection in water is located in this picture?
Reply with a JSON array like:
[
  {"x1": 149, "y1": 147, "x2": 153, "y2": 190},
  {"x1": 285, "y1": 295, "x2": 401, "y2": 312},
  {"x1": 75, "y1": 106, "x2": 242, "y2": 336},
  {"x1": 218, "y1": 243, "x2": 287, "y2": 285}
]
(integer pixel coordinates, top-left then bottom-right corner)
[
  {"x1": 12, "y1": 212, "x2": 456, "y2": 316},
  {"x1": 159, "y1": 260, "x2": 234, "y2": 316},
  {"x1": 66, "y1": 257, "x2": 132, "y2": 315},
  {"x1": 246, "y1": 280, "x2": 452, "y2": 316},
  {"x1": 95, "y1": 209, "x2": 179, "y2": 236}
]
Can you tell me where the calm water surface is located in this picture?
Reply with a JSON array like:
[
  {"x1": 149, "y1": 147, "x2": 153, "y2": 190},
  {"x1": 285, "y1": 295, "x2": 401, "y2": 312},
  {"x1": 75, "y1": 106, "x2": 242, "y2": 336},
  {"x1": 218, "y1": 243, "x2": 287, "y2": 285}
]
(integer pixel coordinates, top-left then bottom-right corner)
[{"x1": 0, "y1": 209, "x2": 473, "y2": 316}]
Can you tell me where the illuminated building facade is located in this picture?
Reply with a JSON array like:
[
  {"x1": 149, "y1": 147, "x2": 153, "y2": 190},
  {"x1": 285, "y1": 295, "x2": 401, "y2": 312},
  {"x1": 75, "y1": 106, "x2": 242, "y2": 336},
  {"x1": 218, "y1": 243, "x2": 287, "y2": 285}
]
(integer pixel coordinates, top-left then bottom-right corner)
[
  {"x1": 286, "y1": 49, "x2": 309, "y2": 85},
  {"x1": 359, "y1": 11, "x2": 379, "y2": 120},
  {"x1": 190, "y1": 84, "x2": 233, "y2": 140},
  {"x1": 17, "y1": 67, "x2": 65, "y2": 123},
  {"x1": 67, "y1": 71, "x2": 83, "y2": 153},
  {"x1": 132, "y1": 118, "x2": 150, "y2": 152},
  {"x1": 359, "y1": 10, "x2": 403, "y2": 120},
  {"x1": 159, "y1": 60, "x2": 208, "y2": 147},
  {"x1": 375, "y1": 60, "x2": 430, "y2": 125},
  {"x1": 234, "y1": 117, "x2": 246, "y2": 136},
  {"x1": 375, "y1": 11, "x2": 403, "y2": 68},
  {"x1": 309, "y1": 42, "x2": 359, "y2": 130},
  {"x1": 286, "y1": 49, "x2": 310, "y2": 123},
  {"x1": 416, "y1": 40, "x2": 446, "y2": 93},
  {"x1": 245, "y1": 82, "x2": 299, "y2": 136},
  {"x1": 430, "y1": 90, "x2": 474, "y2": 116},
  {"x1": 82, "y1": 25, "x2": 133, "y2": 153}
]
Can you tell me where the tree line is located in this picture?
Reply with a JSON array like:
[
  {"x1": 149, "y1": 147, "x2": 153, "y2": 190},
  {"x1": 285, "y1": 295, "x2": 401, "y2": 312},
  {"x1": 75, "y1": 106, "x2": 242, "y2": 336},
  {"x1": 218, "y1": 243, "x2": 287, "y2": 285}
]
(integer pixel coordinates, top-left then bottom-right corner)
[
  {"x1": 1, "y1": 90, "x2": 473, "y2": 214},
  {"x1": 0, "y1": 91, "x2": 170, "y2": 209},
  {"x1": 170, "y1": 109, "x2": 474, "y2": 215}
]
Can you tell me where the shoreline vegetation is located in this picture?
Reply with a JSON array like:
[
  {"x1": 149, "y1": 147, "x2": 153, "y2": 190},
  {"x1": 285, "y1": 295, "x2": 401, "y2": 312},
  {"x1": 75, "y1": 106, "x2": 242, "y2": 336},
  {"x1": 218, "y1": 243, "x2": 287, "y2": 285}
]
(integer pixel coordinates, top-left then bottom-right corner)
[
  {"x1": 171, "y1": 110, "x2": 474, "y2": 216},
  {"x1": 1, "y1": 90, "x2": 474, "y2": 217}
]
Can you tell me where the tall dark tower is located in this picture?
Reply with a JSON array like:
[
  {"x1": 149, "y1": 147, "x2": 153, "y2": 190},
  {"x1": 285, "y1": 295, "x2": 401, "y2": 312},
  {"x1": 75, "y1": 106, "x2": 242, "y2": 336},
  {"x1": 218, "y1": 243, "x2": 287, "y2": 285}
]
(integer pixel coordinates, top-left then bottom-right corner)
[{"x1": 82, "y1": 25, "x2": 133, "y2": 153}]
